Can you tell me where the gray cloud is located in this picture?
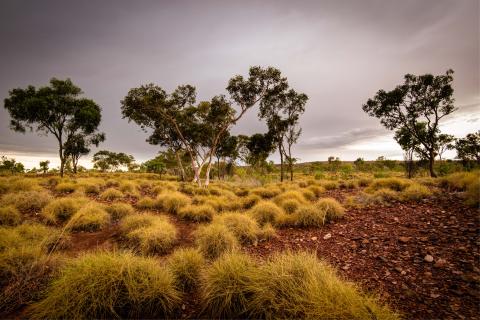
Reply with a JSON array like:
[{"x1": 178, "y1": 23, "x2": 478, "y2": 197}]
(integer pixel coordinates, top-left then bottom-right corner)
[{"x1": 0, "y1": 0, "x2": 478, "y2": 167}]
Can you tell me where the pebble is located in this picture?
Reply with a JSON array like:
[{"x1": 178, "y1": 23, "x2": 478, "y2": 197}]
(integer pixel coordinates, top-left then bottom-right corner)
[
  {"x1": 323, "y1": 233, "x2": 332, "y2": 240},
  {"x1": 399, "y1": 236, "x2": 410, "y2": 243},
  {"x1": 424, "y1": 255, "x2": 434, "y2": 263},
  {"x1": 434, "y1": 258, "x2": 447, "y2": 268},
  {"x1": 311, "y1": 236, "x2": 318, "y2": 241}
]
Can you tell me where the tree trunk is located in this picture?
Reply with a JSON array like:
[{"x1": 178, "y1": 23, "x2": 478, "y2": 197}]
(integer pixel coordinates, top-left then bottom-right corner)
[
  {"x1": 288, "y1": 144, "x2": 293, "y2": 181},
  {"x1": 217, "y1": 157, "x2": 220, "y2": 180},
  {"x1": 175, "y1": 151, "x2": 186, "y2": 181},
  {"x1": 205, "y1": 162, "x2": 213, "y2": 187},
  {"x1": 429, "y1": 150, "x2": 437, "y2": 178},
  {"x1": 73, "y1": 157, "x2": 78, "y2": 174},
  {"x1": 279, "y1": 144, "x2": 284, "y2": 182}
]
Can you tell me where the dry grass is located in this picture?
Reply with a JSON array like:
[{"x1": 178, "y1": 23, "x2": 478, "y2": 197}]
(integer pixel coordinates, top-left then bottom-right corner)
[
  {"x1": 167, "y1": 248, "x2": 205, "y2": 291},
  {"x1": 0, "y1": 206, "x2": 21, "y2": 226},
  {"x1": 400, "y1": 184, "x2": 433, "y2": 201},
  {"x1": 366, "y1": 177, "x2": 411, "y2": 192},
  {"x1": 99, "y1": 188, "x2": 124, "y2": 201},
  {"x1": 54, "y1": 182, "x2": 77, "y2": 194},
  {"x1": 249, "y1": 201, "x2": 283, "y2": 226},
  {"x1": 240, "y1": 194, "x2": 261, "y2": 209},
  {"x1": 0, "y1": 223, "x2": 70, "y2": 253},
  {"x1": 1, "y1": 191, "x2": 52, "y2": 213},
  {"x1": 316, "y1": 198, "x2": 345, "y2": 221},
  {"x1": 29, "y1": 251, "x2": 180, "y2": 319},
  {"x1": 135, "y1": 197, "x2": 156, "y2": 210},
  {"x1": 215, "y1": 212, "x2": 261, "y2": 245},
  {"x1": 195, "y1": 223, "x2": 238, "y2": 259},
  {"x1": 67, "y1": 203, "x2": 110, "y2": 232},
  {"x1": 104, "y1": 203, "x2": 134, "y2": 221},
  {"x1": 178, "y1": 204, "x2": 215, "y2": 222},
  {"x1": 41, "y1": 197, "x2": 87, "y2": 224},
  {"x1": 156, "y1": 191, "x2": 190, "y2": 214}
]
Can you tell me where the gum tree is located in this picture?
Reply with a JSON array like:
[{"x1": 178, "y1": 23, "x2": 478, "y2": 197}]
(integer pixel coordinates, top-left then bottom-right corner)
[
  {"x1": 64, "y1": 132, "x2": 105, "y2": 173},
  {"x1": 363, "y1": 70, "x2": 456, "y2": 177},
  {"x1": 3, "y1": 78, "x2": 103, "y2": 177}
]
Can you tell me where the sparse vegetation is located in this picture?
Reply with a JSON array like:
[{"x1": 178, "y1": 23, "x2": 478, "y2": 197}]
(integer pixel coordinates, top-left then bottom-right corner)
[
  {"x1": 1, "y1": 191, "x2": 52, "y2": 212},
  {"x1": 41, "y1": 197, "x2": 85, "y2": 224}
]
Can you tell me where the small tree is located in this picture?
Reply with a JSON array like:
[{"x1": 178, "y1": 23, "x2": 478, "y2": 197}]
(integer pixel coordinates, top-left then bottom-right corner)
[
  {"x1": 64, "y1": 132, "x2": 105, "y2": 173},
  {"x1": 4, "y1": 78, "x2": 103, "y2": 177},
  {"x1": 363, "y1": 70, "x2": 456, "y2": 177},
  {"x1": 0, "y1": 156, "x2": 24, "y2": 174},
  {"x1": 39, "y1": 160, "x2": 50, "y2": 174},
  {"x1": 455, "y1": 131, "x2": 480, "y2": 164},
  {"x1": 92, "y1": 150, "x2": 134, "y2": 172},
  {"x1": 214, "y1": 134, "x2": 238, "y2": 180},
  {"x1": 244, "y1": 133, "x2": 275, "y2": 173},
  {"x1": 142, "y1": 155, "x2": 167, "y2": 177}
]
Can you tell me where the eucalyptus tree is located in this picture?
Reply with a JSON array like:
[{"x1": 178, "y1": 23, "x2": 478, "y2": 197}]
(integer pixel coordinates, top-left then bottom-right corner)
[
  {"x1": 3, "y1": 78, "x2": 103, "y2": 177},
  {"x1": 363, "y1": 70, "x2": 456, "y2": 177},
  {"x1": 92, "y1": 150, "x2": 134, "y2": 172},
  {"x1": 455, "y1": 131, "x2": 480, "y2": 164},
  {"x1": 64, "y1": 132, "x2": 105, "y2": 173}
]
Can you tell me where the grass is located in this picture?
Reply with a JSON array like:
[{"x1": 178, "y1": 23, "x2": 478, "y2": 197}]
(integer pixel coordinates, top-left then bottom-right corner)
[
  {"x1": 67, "y1": 203, "x2": 110, "y2": 232},
  {"x1": 41, "y1": 197, "x2": 86, "y2": 224},
  {"x1": 216, "y1": 212, "x2": 261, "y2": 245},
  {"x1": 439, "y1": 171, "x2": 479, "y2": 191},
  {"x1": 54, "y1": 182, "x2": 77, "y2": 194},
  {"x1": 167, "y1": 248, "x2": 205, "y2": 291},
  {"x1": 178, "y1": 204, "x2": 215, "y2": 222},
  {"x1": 465, "y1": 179, "x2": 480, "y2": 207},
  {"x1": 240, "y1": 194, "x2": 261, "y2": 209},
  {"x1": 249, "y1": 201, "x2": 283, "y2": 226},
  {"x1": 0, "y1": 223, "x2": 70, "y2": 253},
  {"x1": 104, "y1": 202, "x2": 134, "y2": 221},
  {"x1": 290, "y1": 204, "x2": 326, "y2": 227},
  {"x1": 0, "y1": 206, "x2": 21, "y2": 226},
  {"x1": 99, "y1": 188, "x2": 124, "y2": 201},
  {"x1": 247, "y1": 251, "x2": 398, "y2": 319},
  {"x1": 273, "y1": 190, "x2": 307, "y2": 206},
  {"x1": 316, "y1": 197, "x2": 345, "y2": 221},
  {"x1": 120, "y1": 214, "x2": 177, "y2": 255},
  {"x1": 1, "y1": 191, "x2": 52, "y2": 212},
  {"x1": 0, "y1": 246, "x2": 63, "y2": 314},
  {"x1": 400, "y1": 184, "x2": 433, "y2": 201},
  {"x1": 200, "y1": 252, "x2": 256, "y2": 319},
  {"x1": 135, "y1": 196, "x2": 156, "y2": 210},
  {"x1": 251, "y1": 186, "x2": 282, "y2": 199},
  {"x1": 29, "y1": 251, "x2": 180, "y2": 319},
  {"x1": 195, "y1": 223, "x2": 238, "y2": 259},
  {"x1": 366, "y1": 177, "x2": 411, "y2": 192},
  {"x1": 156, "y1": 191, "x2": 190, "y2": 213}
]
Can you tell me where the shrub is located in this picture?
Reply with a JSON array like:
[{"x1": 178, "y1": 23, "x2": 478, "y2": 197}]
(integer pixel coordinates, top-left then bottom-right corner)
[
  {"x1": 366, "y1": 177, "x2": 411, "y2": 192},
  {"x1": 156, "y1": 192, "x2": 190, "y2": 214},
  {"x1": 29, "y1": 252, "x2": 180, "y2": 319},
  {"x1": 0, "y1": 206, "x2": 21, "y2": 226},
  {"x1": 0, "y1": 247, "x2": 63, "y2": 314},
  {"x1": 241, "y1": 194, "x2": 261, "y2": 209},
  {"x1": 249, "y1": 201, "x2": 283, "y2": 226},
  {"x1": 1, "y1": 191, "x2": 52, "y2": 212},
  {"x1": 252, "y1": 187, "x2": 281, "y2": 199},
  {"x1": 216, "y1": 212, "x2": 261, "y2": 245},
  {"x1": 105, "y1": 203, "x2": 134, "y2": 221},
  {"x1": 120, "y1": 214, "x2": 177, "y2": 255},
  {"x1": 400, "y1": 184, "x2": 432, "y2": 201},
  {"x1": 135, "y1": 197, "x2": 156, "y2": 210},
  {"x1": 247, "y1": 251, "x2": 398, "y2": 319},
  {"x1": 307, "y1": 185, "x2": 325, "y2": 198},
  {"x1": 195, "y1": 223, "x2": 238, "y2": 259},
  {"x1": 167, "y1": 248, "x2": 205, "y2": 291},
  {"x1": 55, "y1": 182, "x2": 77, "y2": 194},
  {"x1": 465, "y1": 179, "x2": 480, "y2": 207},
  {"x1": 273, "y1": 190, "x2": 306, "y2": 206},
  {"x1": 291, "y1": 204, "x2": 326, "y2": 227},
  {"x1": 99, "y1": 188, "x2": 124, "y2": 201},
  {"x1": 439, "y1": 171, "x2": 479, "y2": 191},
  {"x1": 200, "y1": 252, "x2": 256, "y2": 319},
  {"x1": 68, "y1": 203, "x2": 110, "y2": 232},
  {"x1": 316, "y1": 198, "x2": 345, "y2": 222},
  {"x1": 41, "y1": 197, "x2": 86, "y2": 224},
  {"x1": 280, "y1": 199, "x2": 301, "y2": 214},
  {"x1": 178, "y1": 204, "x2": 215, "y2": 222}
]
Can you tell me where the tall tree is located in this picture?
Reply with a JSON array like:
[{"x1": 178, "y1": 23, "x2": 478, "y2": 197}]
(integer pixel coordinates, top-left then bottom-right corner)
[
  {"x1": 3, "y1": 78, "x2": 103, "y2": 177},
  {"x1": 362, "y1": 70, "x2": 456, "y2": 177},
  {"x1": 455, "y1": 131, "x2": 480, "y2": 164},
  {"x1": 64, "y1": 132, "x2": 105, "y2": 173},
  {"x1": 92, "y1": 150, "x2": 134, "y2": 172}
]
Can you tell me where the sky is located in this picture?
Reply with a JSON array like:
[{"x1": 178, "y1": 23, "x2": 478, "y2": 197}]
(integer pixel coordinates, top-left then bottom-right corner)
[{"x1": 0, "y1": 0, "x2": 478, "y2": 169}]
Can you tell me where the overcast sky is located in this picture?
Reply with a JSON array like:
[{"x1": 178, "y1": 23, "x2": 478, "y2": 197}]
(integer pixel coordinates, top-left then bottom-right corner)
[{"x1": 0, "y1": 0, "x2": 478, "y2": 169}]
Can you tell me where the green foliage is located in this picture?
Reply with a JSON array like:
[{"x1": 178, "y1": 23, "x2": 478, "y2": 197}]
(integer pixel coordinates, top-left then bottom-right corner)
[
  {"x1": 455, "y1": 131, "x2": 480, "y2": 163},
  {"x1": 0, "y1": 156, "x2": 25, "y2": 174},
  {"x1": 92, "y1": 150, "x2": 135, "y2": 172},
  {"x1": 29, "y1": 252, "x2": 180, "y2": 319}
]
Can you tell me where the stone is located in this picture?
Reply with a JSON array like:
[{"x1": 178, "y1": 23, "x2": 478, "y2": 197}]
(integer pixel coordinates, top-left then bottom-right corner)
[
  {"x1": 424, "y1": 255, "x2": 434, "y2": 263},
  {"x1": 434, "y1": 258, "x2": 447, "y2": 268},
  {"x1": 311, "y1": 236, "x2": 318, "y2": 241},
  {"x1": 399, "y1": 236, "x2": 410, "y2": 243},
  {"x1": 323, "y1": 233, "x2": 332, "y2": 240}
]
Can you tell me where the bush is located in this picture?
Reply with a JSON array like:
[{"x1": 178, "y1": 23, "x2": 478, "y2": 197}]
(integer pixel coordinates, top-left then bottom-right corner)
[
  {"x1": 465, "y1": 179, "x2": 479, "y2": 207},
  {"x1": 273, "y1": 190, "x2": 306, "y2": 206},
  {"x1": 55, "y1": 182, "x2": 77, "y2": 194},
  {"x1": 1, "y1": 191, "x2": 52, "y2": 212},
  {"x1": 0, "y1": 247, "x2": 63, "y2": 314},
  {"x1": 29, "y1": 252, "x2": 180, "y2": 319},
  {"x1": 156, "y1": 192, "x2": 190, "y2": 214},
  {"x1": 307, "y1": 185, "x2": 325, "y2": 198},
  {"x1": 216, "y1": 212, "x2": 261, "y2": 245},
  {"x1": 247, "y1": 251, "x2": 398, "y2": 319},
  {"x1": 105, "y1": 203, "x2": 134, "y2": 221},
  {"x1": 241, "y1": 194, "x2": 261, "y2": 209},
  {"x1": 99, "y1": 188, "x2": 124, "y2": 201},
  {"x1": 200, "y1": 252, "x2": 256, "y2": 319},
  {"x1": 135, "y1": 197, "x2": 156, "y2": 210},
  {"x1": 439, "y1": 171, "x2": 479, "y2": 191},
  {"x1": 0, "y1": 206, "x2": 21, "y2": 226},
  {"x1": 82, "y1": 184, "x2": 100, "y2": 195},
  {"x1": 41, "y1": 197, "x2": 86, "y2": 224},
  {"x1": 316, "y1": 198, "x2": 345, "y2": 222},
  {"x1": 400, "y1": 184, "x2": 432, "y2": 201},
  {"x1": 366, "y1": 177, "x2": 411, "y2": 192},
  {"x1": 167, "y1": 248, "x2": 205, "y2": 291},
  {"x1": 195, "y1": 223, "x2": 238, "y2": 259},
  {"x1": 291, "y1": 204, "x2": 326, "y2": 227},
  {"x1": 372, "y1": 188, "x2": 400, "y2": 202},
  {"x1": 68, "y1": 203, "x2": 110, "y2": 232},
  {"x1": 120, "y1": 214, "x2": 177, "y2": 255},
  {"x1": 249, "y1": 201, "x2": 283, "y2": 226},
  {"x1": 178, "y1": 204, "x2": 215, "y2": 222},
  {"x1": 280, "y1": 199, "x2": 301, "y2": 214}
]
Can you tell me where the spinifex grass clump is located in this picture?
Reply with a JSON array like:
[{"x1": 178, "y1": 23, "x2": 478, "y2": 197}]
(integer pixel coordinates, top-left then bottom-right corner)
[
  {"x1": 195, "y1": 223, "x2": 238, "y2": 259},
  {"x1": 167, "y1": 248, "x2": 205, "y2": 291},
  {"x1": 0, "y1": 246, "x2": 63, "y2": 314},
  {"x1": 41, "y1": 197, "x2": 87, "y2": 224},
  {"x1": 249, "y1": 201, "x2": 283, "y2": 226},
  {"x1": 67, "y1": 203, "x2": 110, "y2": 232},
  {"x1": 29, "y1": 251, "x2": 180, "y2": 319},
  {"x1": 178, "y1": 204, "x2": 215, "y2": 222},
  {"x1": 54, "y1": 182, "x2": 77, "y2": 194},
  {"x1": 156, "y1": 191, "x2": 190, "y2": 214},
  {"x1": 200, "y1": 252, "x2": 256, "y2": 319},
  {"x1": 0, "y1": 206, "x2": 21, "y2": 226},
  {"x1": 366, "y1": 177, "x2": 411, "y2": 193},
  {"x1": 247, "y1": 251, "x2": 399, "y2": 319},
  {"x1": 400, "y1": 184, "x2": 432, "y2": 201},
  {"x1": 135, "y1": 196, "x2": 156, "y2": 210},
  {"x1": 0, "y1": 223, "x2": 70, "y2": 253},
  {"x1": 99, "y1": 188, "x2": 124, "y2": 201},
  {"x1": 215, "y1": 212, "x2": 261, "y2": 245},
  {"x1": 1, "y1": 191, "x2": 52, "y2": 213},
  {"x1": 120, "y1": 214, "x2": 177, "y2": 255},
  {"x1": 105, "y1": 202, "x2": 134, "y2": 221},
  {"x1": 316, "y1": 197, "x2": 345, "y2": 221}
]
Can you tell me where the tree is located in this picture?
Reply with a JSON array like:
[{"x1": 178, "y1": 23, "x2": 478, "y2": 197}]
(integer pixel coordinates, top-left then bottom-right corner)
[
  {"x1": 394, "y1": 127, "x2": 418, "y2": 178},
  {"x1": 3, "y1": 78, "x2": 103, "y2": 177},
  {"x1": 243, "y1": 133, "x2": 276, "y2": 172},
  {"x1": 64, "y1": 132, "x2": 105, "y2": 173},
  {"x1": 214, "y1": 133, "x2": 238, "y2": 179},
  {"x1": 142, "y1": 155, "x2": 167, "y2": 177},
  {"x1": 362, "y1": 70, "x2": 456, "y2": 177},
  {"x1": 39, "y1": 160, "x2": 50, "y2": 174},
  {"x1": 0, "y1": 156, "x2": 24, "y2": 174},
  {"x1": 436, "y1": 133, "x2": 455, "y2": 161},
  {"x1": 455, "y1": 131, "x2": 480, "y2": 164},
  {"x1": 92, "y1": 150, "x2": 134, "y2": 172}
]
